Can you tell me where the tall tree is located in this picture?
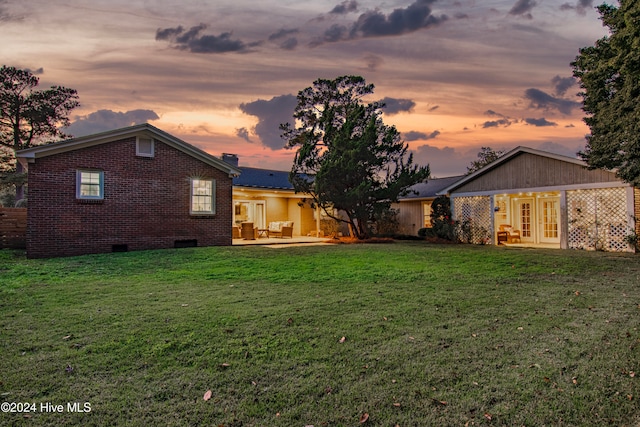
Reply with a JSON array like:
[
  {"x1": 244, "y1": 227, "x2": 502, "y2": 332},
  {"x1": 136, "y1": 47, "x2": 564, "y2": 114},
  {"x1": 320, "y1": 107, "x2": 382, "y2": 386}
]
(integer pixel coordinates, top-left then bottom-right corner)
[
  {"x1": 572, "y1": 0, "x2": 640, "y2": 185},
  {"x1": 281, "y1": 75, "x2": 429, "y2": 239},
  {"x1": 467, "y1": 146, "x2": 504, "y2": 174},
  {"x1": 0, "y1": 65, "x2": 79, "y2": 202}
]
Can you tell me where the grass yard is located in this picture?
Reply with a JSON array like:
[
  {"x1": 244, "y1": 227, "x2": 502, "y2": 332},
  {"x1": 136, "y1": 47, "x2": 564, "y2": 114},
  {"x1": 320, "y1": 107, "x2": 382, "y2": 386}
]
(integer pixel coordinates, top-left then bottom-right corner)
[{"x1": 0, "y1": 242, "x2": 639, "y2": 426}]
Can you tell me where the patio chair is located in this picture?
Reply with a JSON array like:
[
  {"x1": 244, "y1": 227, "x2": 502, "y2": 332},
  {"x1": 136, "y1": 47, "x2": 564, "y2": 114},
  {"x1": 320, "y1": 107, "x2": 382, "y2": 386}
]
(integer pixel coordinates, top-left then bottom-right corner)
[
  {"x1": 241, "y1": 222, "x2": 257, "y2": 240},
  {"x1": 268, "y1": 221, "x2": 293, "y2": 238},
  {"x1": 498, "y1": 224, "x2": 521, "y2": 243},
  {"x1": 280, "y1": 224, "x2": 293, "y2": 238},
  {"x1": 268, "y1": 222, "x2": 281, "y2": 237}
]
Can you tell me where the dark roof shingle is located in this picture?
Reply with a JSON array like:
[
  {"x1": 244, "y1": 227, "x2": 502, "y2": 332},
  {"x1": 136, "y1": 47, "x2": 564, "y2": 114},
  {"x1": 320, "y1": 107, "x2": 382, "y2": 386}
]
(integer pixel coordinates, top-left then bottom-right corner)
[
  {"x1": 233, "y1": 167, "x2": 294, "y2": 190},
  {"x1": 399, "y1": 176, "x2": 464, "y2": 200}
]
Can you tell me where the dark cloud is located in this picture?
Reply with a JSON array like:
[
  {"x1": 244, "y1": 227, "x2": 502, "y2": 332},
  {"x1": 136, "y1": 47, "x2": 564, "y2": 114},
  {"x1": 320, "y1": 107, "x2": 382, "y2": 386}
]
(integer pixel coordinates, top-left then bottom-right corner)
[
  {"x1": 25, "y1": 67, "x2": 44, "y2": 75},
  {"x1": 525, "y1": 117, "x2": 558, "y2": 127},
  {"x1": 268, "y1": 29, "x2": 299, "y2": 49},
  {"x1": 320, "y1": 24, "x2": 350, "y2": 44},
  {"x1": 482, "y1": 110, "x2": 515, "y2": 127},
  {"x1": 156, "y1": 24, "x2": 258, "y2": 53},
  {"x1": 428, "y1": 105, "x2": 440, "y2": 112},
  {"x1": 380, "y1": 97, "x2": 415, "y2": 115},
  {"x1": 330, "y1": 1, "x2": 359, "y2": 15},
  {"x1": 551, "y1": 75, "x2": 577, "y2": 96},
  {"x1": 278, "y1": 38, "x2": 298, "y2": 50},
  {"x1": 156, "y1": 25, "x2": 187, "y2": 41},
  {"x1": 403, "y1": 130, "x2": 440, "y2": 141},
  {"x1": 66, "y1": 109, "x2": 160, "y2": 137},
  {"x1": 560, "y1": 0, "x2": 594, "y2": 15},
  {"x1": 351, "y1": 0, "x2": 448, "y2": 38},
  {"x1": 312, "y1": 0, "x2": 447, "y2": 46},
  {"x1": 239, "y1": 94, "x2": 297, "y2": 150},
  {"x1": 524, "y1": 88, "x2": 581, "y2": 115},
  {"x1": 268, "y1": 28, "x2": 299, "y2": 41},
  {"x1": 508, "y1": 0, "x2": 537, "y2": 19},
  {"x1": 235, "y1": 127, "x2": 252, "y2": 142},
  {"x1": 482, "y1": 119, "x2": 512, "y2": 128}
]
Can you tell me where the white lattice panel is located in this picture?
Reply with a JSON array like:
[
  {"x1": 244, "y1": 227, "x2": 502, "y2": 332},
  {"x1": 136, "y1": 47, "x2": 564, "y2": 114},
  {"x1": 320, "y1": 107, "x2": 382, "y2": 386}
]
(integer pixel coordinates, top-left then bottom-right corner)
[
  {"x1": 453, "y1": 196, "x2": 492, "y2": 244},
  {"x1": 566, "y1": 188, "x2": 630, "y2": 251}
]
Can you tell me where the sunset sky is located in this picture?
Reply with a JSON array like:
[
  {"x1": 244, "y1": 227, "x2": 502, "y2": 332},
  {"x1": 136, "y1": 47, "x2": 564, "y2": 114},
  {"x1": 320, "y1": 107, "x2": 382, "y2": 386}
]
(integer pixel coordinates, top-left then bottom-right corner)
[{"x1": 1, "y1": 0, "x2": 612, "y2": 176}]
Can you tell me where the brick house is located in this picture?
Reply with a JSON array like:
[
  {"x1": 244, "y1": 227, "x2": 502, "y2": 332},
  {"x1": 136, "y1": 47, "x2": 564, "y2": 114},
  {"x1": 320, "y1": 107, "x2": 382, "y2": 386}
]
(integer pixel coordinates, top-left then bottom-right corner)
[{"x1": 16, "y1": 124, "x2": 241, "y2": 258}]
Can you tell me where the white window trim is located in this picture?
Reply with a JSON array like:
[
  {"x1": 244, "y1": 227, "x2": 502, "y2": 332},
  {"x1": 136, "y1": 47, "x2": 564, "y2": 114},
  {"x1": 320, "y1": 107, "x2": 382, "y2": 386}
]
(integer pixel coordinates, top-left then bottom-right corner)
[
  {"x1": 76, "y1": 170, "x2": 104, "y2": 200},
  {"x1": 136, "y1": 136, "x2": 155, "y2": 157},
  {"x1": 190, "y1": 178, "x2": 216, "y2": 215}
]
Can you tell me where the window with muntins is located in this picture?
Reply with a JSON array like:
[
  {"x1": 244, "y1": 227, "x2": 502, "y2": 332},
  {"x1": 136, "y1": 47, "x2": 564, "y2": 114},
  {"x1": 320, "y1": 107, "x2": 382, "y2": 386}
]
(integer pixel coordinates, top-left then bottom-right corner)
[
  {"x1": 76, "y1": 170, "x2": 104, "y2": 199},
  {"x1": 423, "y1": 202, "x2": 432, "y2": 227},
  {"x1": 191, "y1": 178, "x2": 215, "y2": 214}
]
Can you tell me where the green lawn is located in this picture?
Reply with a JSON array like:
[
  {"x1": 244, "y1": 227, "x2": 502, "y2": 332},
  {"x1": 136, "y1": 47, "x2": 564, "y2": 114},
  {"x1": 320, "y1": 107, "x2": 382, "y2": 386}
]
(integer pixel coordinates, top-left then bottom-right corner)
[{"x1": 0, "y1": 243, "x2": 639, "y2": 426}]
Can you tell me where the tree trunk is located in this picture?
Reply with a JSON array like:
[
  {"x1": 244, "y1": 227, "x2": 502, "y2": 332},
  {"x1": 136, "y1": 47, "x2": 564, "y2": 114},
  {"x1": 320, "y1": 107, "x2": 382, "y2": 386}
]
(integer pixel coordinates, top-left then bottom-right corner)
[{"x1": 355, "y1": 218, "x2": 370, "y2": 240}]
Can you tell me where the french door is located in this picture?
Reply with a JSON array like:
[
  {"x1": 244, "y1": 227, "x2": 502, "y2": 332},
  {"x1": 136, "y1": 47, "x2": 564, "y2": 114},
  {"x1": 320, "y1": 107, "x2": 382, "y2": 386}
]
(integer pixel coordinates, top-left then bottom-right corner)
[
  {"x1": 234, "y1": 201, "x2": 266, "y2": 228},
  {"x1": 516, "y1": 198, "x2": 534, "y2": 243},
  {"x1": 538, "y1": 197, "x2": 560, "y2": 244}
]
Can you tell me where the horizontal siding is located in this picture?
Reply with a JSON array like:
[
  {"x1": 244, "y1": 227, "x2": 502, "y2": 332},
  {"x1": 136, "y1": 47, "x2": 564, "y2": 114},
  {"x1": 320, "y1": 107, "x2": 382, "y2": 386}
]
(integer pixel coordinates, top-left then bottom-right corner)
[
  {"x1": 0, "y1": 208, "x2": 27, "y2": 249},
  {"x1": 454, "y1": 153, "x2": 620, "y2": 193}
]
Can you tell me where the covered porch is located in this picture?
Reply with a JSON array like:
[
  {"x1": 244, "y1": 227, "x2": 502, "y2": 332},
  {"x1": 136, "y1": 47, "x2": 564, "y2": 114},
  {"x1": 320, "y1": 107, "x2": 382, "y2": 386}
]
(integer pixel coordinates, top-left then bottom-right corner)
[
  {"x1": 493, "y1": 191, "x2": 561, "y2": 248},
  {"x1": 441, "y1": 147, "x2": 637, "y2": 252},
  {"x1": 452, "y1": 186, "x2": 635, "y2": 251},
  {"x1": 232, "y1": 191, "x2": 329, "y2": 240}
]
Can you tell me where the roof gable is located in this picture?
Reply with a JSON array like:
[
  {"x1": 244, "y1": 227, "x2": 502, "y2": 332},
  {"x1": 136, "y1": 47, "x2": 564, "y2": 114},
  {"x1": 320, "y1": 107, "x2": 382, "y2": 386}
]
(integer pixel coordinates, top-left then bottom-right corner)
[
  {"x1": 16, "y1": 123, "x2": 241, "y2": 177},
  {"x1": 439, "y1": 146, "x2": 623, "y2": 194}
]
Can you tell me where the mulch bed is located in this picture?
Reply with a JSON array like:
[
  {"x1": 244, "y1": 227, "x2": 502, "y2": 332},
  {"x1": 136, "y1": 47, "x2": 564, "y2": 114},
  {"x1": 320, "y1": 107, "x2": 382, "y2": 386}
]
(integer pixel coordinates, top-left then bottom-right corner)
[{"x1": 324, "y1": 237, "x2": 394, "y2": 244}]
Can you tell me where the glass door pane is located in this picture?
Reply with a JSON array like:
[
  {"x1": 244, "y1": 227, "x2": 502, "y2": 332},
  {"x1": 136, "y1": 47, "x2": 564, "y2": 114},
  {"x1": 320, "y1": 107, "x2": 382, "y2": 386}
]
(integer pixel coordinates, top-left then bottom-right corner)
[
  {"x1": 520, "y1": 202, "x2": 531, "y2": 238},
  {"x1": 255, "y1": 203, "x2": 265, "y2": 229},
  {"x1": 539, "y1": 197, "x2": 560, "y2": 243}
]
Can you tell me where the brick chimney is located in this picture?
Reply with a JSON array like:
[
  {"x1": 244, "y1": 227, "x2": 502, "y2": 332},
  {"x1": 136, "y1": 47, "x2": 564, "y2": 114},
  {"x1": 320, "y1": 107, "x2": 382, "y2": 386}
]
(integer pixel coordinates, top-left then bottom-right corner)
[{"x1": 222, "y1": 153, "x2": 239, "y2": 167}]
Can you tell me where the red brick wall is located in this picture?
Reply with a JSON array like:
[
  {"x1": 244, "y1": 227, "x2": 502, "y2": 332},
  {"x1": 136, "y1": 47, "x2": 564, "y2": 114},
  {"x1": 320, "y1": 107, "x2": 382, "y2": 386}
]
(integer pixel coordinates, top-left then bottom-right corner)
[{"x1": 26, "y1": 137, "x2": 233, "y2": 258}]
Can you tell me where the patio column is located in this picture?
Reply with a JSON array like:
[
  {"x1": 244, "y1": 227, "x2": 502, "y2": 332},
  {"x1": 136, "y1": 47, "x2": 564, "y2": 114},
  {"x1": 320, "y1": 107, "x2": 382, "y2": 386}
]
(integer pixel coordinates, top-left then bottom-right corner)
[
  {"x1": 560, "y1": 190, "x2": 568, "y2": 249},
  {"x1": 316, "y1": 204, "x2": 321, "y2": 237}
]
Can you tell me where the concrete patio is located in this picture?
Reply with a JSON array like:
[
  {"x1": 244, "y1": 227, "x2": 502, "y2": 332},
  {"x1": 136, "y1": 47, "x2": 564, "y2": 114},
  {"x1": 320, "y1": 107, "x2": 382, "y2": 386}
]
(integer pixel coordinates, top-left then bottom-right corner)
[{"x1": 232, "y1": 236, "x2": 331, "y2": 246}]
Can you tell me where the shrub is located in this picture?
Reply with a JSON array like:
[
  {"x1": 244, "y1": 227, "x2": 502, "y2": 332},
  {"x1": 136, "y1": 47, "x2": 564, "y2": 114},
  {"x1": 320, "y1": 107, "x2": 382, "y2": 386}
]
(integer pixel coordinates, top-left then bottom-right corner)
[
  {"x1": 372, "y1": 207, "x2": 399, "y2": 236},
  {"x1": 430, "y1": 196, "x2": 457, "y2": 241},
  {"x1": 417, "y1": 227, "x2": 436, "y2": 238}
]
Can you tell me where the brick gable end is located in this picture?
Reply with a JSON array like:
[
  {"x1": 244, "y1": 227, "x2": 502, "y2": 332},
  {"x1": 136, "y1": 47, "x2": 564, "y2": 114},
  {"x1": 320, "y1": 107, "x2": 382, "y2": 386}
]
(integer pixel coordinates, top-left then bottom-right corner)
[{"x1": 26, "y1": 136, "x2": 233, "y2": 258}]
